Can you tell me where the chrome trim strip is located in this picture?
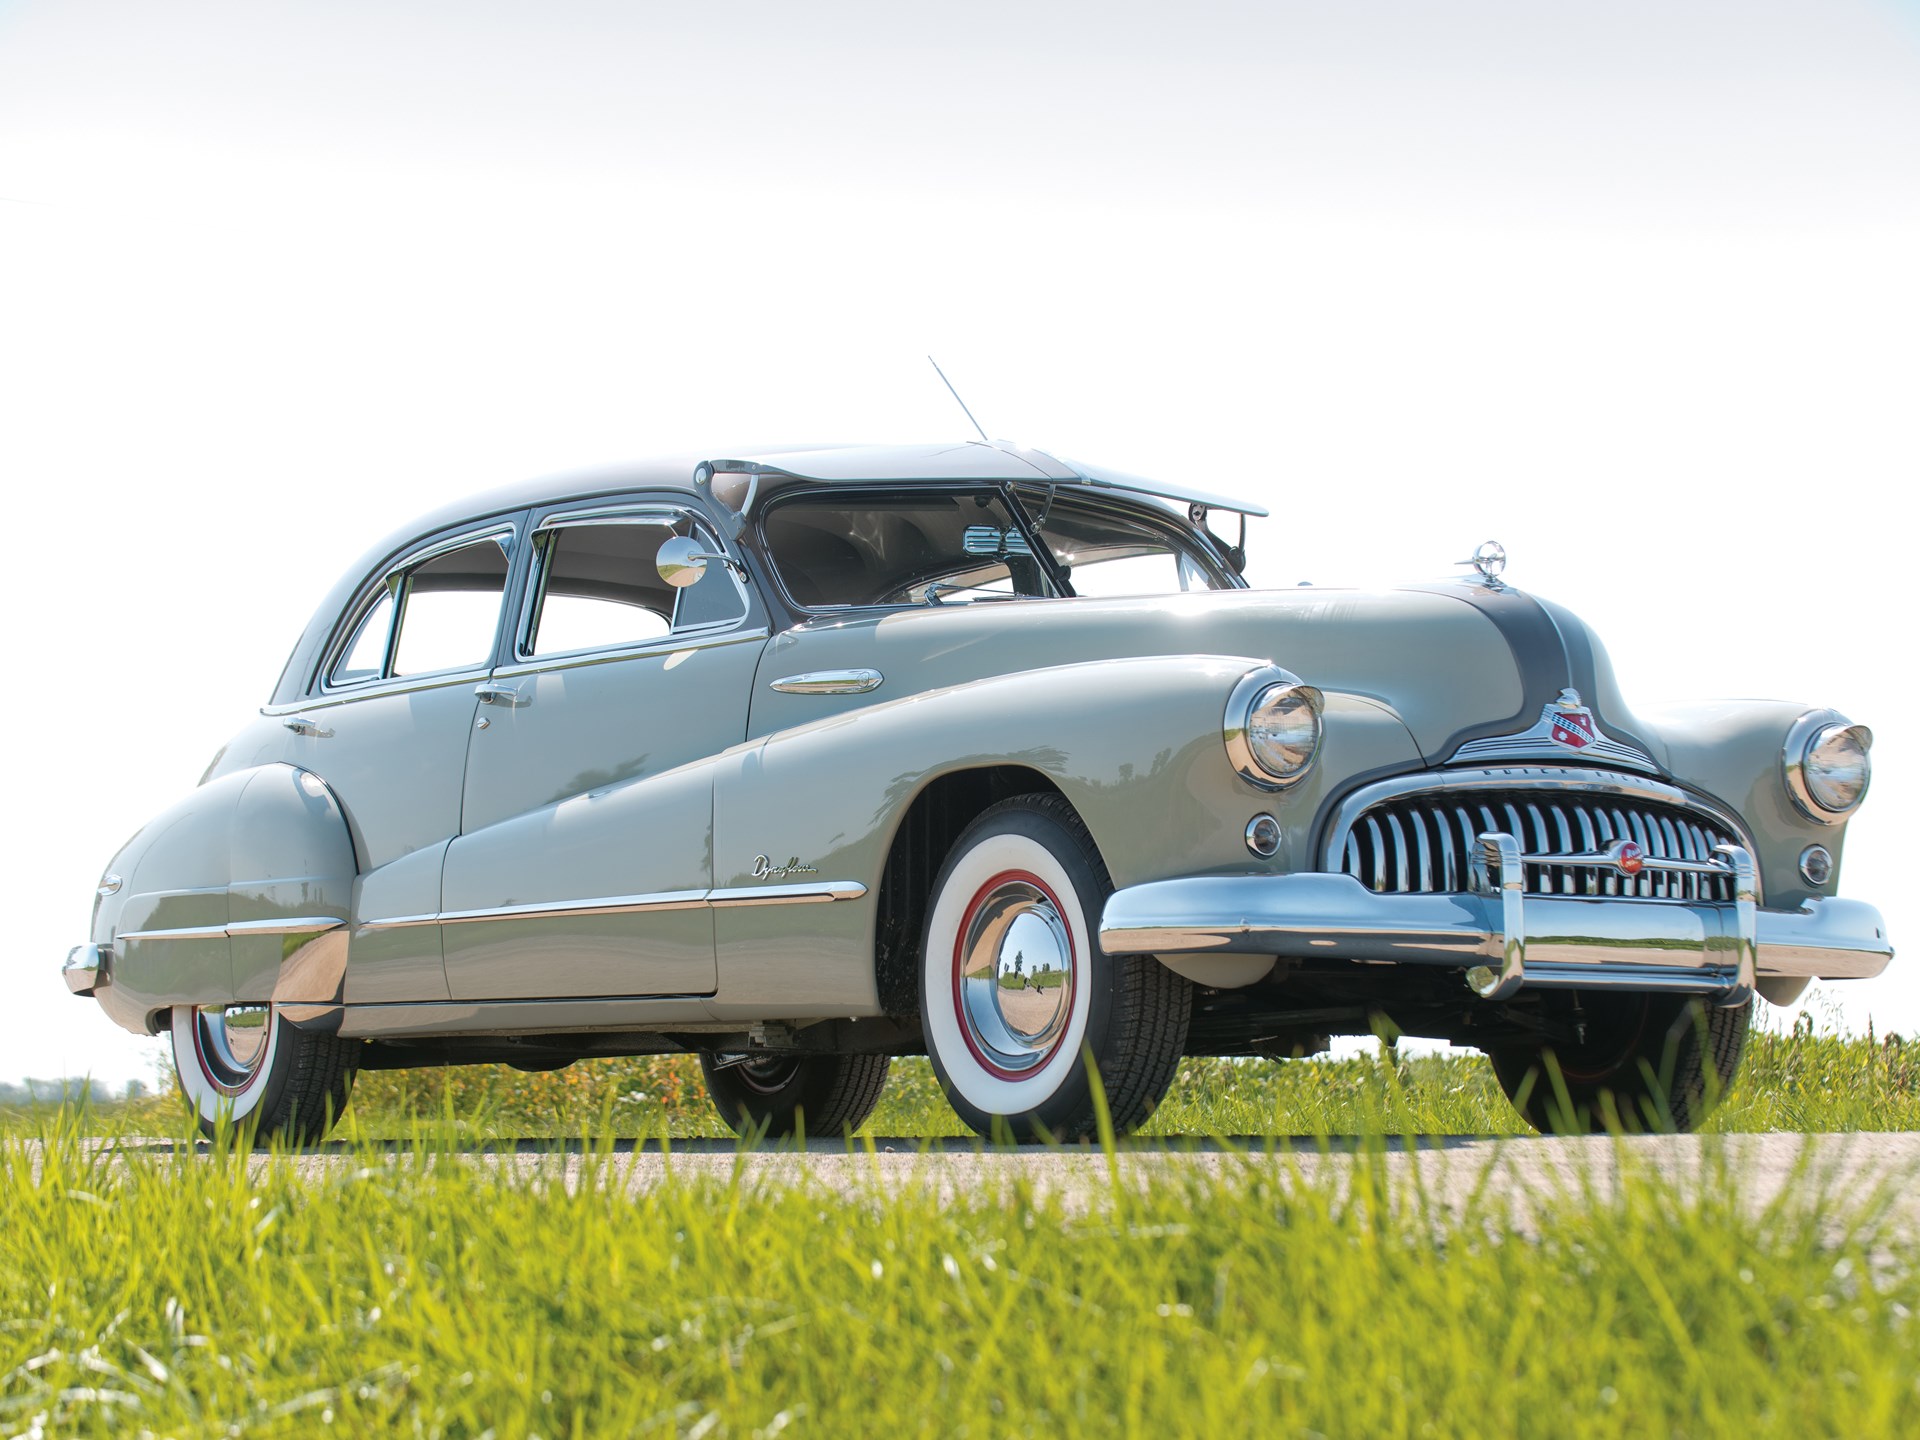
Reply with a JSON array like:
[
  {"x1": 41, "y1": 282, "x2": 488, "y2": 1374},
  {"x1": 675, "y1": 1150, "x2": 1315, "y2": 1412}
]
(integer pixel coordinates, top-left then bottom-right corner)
[
  {"x1": 119, "y1": 917, "x2": 347, "y2": 942},
  {"x1": 1452, "y1": 730, "x2": 1658, "y2": 775},
  {"x1": 769, "y1": 669, "x2": 884, "y2": 696},
  {"x1": 1520, "y1": 849, "x2": 1729, "y2": 876},
  {"x1": 435, "y1": 891, "x2": 710, "y2": 926},
  {"x1": 115, "y1": 924, "x2": 232, "y2": 942},
  {"x1": 225, "y1": 917, "x2": 349, "y2": 938},
  {"x1": 358, "y1": 881, "x2": 868, "y2": 930},
  {"x1": 264, "y1": 668, "x2": 497, "y2": 716},
  {"x1": 707, "y1": 880, "x2": 869, "y2": 906},
  {"x1": 536, "y1": 504, "x2": 688, "y2": 532},
  {"x1": 493, "y1": 627, "x2": 769, "y2": 680},
  {"x1": 1323, "y1": 766, "x2": 1758, "y2": 891},
  {"x1": 357, "y1": 912, "x2": 441, "y2": 931}
]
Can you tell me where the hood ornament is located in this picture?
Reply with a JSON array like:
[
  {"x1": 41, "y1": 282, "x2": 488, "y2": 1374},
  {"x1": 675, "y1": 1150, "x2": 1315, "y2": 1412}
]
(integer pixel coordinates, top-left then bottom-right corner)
[{"x1": 1458, "y1": 539, "x2": 1507, "y2": 589}]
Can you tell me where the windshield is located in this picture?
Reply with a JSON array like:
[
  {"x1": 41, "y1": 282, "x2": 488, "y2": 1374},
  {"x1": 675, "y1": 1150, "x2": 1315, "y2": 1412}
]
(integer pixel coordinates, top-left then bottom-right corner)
[
  {"x1": 759, "y1": 486, "x2": 1237, "y2": 611},
  {"x1": 760, "y1": 490, "x2": 1058, "y2": 609},
  {"x1": 1011, "y1": 487, "x2": 1234, "y2": 598}
]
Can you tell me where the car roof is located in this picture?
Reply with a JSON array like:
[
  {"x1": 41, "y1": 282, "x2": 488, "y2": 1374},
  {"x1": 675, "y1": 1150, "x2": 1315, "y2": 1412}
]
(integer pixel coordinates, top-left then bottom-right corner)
[
  {"x1": 401, "y1": 442, "x2": 1268, "y2": 538},
  {"x1": 270, "y1": 442, "x2": 1264, "y2": 706}
]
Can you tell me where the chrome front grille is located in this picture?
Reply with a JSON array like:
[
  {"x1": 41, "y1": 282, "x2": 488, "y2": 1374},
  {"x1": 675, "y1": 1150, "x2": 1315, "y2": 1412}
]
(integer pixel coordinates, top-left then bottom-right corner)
[{"x1": 1339, "y1": 790, "x2": 1738, "y2": 903}]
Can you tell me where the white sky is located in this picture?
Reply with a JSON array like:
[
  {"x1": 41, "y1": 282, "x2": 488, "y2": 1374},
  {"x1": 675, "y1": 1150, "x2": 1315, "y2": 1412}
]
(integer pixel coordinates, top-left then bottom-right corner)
[{"x1": 3, "y1": 0, "x2": 1916, "y2": 1088}]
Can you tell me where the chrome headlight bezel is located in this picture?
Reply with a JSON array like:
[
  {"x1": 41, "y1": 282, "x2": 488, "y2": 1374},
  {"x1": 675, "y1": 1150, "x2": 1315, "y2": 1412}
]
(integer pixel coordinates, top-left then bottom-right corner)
[
  {"x1": 1225, "y1": 668, "x2": 1325, "y2": 790},
  {"x1": 1782, "y1": 709, "x2": 1873, "y2": 824}
]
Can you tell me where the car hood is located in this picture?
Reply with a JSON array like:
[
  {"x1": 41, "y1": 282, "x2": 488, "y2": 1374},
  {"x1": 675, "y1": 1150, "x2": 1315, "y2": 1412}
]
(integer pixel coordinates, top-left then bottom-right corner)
[{"x1": 751, "y1": 581, "x2": 1665, "y2": 772}]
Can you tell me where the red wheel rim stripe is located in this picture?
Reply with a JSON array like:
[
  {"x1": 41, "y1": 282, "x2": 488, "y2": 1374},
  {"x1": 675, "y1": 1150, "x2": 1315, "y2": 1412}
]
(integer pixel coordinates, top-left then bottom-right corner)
[{"x1": 951, "y1": 868, "x2": 1076, "y2": 1081}]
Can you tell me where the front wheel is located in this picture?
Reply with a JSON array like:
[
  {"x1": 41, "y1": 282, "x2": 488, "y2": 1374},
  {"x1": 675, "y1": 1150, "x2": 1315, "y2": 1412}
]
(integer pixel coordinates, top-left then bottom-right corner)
[
  {"x1": 1487, "y1": 992, "x2": 1751, "y2": 1134},
  {"x1": 170, "y1": 1004, "x2": 359, "y2": 1144},
  {"x1": 921, "y1": 794, "x2": 1190, "y2": 1142},
  {"x1": 699, "y1": 1052, "x2": 891, "y2": 1139}
]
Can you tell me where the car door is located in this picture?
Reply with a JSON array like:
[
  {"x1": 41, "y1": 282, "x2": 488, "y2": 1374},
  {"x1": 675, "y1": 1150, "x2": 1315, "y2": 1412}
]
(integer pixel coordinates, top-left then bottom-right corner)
[
  {"x1": 440, "y1": 499, "x2": 766, "y2": 1000},
  {"x1": 276, "y1": 522, "x2": 521, "y2": 1003}
]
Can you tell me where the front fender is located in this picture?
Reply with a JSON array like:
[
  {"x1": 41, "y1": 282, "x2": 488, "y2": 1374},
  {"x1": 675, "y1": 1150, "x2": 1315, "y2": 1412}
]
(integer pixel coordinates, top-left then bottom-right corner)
[
  {"x1": 1637, "y1": 699, "x2": 1865, "y2": 907},
  {"x1": 706, "y1": 654, "x2": 1423, "y2": 1013}
]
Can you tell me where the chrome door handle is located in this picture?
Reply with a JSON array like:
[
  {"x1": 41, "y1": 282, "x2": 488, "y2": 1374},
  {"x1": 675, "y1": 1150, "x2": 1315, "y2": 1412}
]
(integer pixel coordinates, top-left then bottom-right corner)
[
  {"x1": 768, "y1": 669, "x2": 884, "y2": 695},
  {"x1": 473, "y1": 683, "x2": 526, "y2": 707},
  {"x1": 282, "y1": 716, "x2": 333, "y2": 738}
]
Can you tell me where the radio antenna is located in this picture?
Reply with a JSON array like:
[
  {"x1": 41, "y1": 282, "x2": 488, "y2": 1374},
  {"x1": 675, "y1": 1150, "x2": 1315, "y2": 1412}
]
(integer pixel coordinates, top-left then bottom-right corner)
[{"x1": 927, "y1": 356, "x2": 990, "y2": 443}]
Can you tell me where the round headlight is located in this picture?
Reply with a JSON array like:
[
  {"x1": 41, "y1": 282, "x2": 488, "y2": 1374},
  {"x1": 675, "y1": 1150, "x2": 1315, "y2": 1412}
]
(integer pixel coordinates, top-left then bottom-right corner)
[
  {"x1": 1784, "y1": 711, "x2": 1873, "y2": 823},
  {"x1": 1226, "y1": 670, "x2": 1324, "y2": 789}
]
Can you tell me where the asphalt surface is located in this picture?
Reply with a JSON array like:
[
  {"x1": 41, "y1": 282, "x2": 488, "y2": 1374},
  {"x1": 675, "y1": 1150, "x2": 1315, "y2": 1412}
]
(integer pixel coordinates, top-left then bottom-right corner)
[{"x1": 67, "y1": 1131, "x2": 1920, "y2": 1239}]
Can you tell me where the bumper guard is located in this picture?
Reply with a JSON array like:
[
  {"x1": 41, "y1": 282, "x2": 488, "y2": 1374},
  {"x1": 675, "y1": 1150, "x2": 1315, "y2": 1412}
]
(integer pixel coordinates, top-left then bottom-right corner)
[{"x1": 1099, "y1": 835, "x2": 1892, "y2": 1008}]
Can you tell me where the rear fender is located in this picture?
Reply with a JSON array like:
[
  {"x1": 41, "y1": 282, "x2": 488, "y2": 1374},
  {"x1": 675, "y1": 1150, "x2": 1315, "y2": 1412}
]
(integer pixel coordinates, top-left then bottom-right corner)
[{"x1": 91, "y1": 764, "x2": 355, "y2": 1034}]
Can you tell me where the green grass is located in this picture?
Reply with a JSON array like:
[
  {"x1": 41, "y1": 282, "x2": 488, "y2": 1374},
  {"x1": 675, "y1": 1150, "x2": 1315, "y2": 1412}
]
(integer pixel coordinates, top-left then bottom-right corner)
[
  {"x1": 7, "y1": 1022, "x2": 1919, "y2": 1149},
  {"x1": 5, "y1": 1028, "x2": 1917, "y2": 1434},
  {"x1": 3, "y1": 1115, "x2": 1916, "y2": 1437},
  {"x1": 9, "y1": 1024, "x2": 1920, "y2": 1142},
  {"x1": 301, "y1": 1024, "x2": 1920, "y2": 1141}
]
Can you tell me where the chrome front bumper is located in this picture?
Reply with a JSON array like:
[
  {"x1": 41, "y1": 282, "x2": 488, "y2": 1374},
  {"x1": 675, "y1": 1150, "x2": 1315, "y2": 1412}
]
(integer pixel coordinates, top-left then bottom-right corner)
[{"x1": 1100, "y1": 837, "x2": 1892, "y2": 1008}]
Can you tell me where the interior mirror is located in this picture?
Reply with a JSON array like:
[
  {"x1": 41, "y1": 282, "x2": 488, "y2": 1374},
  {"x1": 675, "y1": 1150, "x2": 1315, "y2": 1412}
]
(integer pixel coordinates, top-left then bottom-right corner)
[{"x1": 656, "y1": 535, "x2": 710, "y2": 589}]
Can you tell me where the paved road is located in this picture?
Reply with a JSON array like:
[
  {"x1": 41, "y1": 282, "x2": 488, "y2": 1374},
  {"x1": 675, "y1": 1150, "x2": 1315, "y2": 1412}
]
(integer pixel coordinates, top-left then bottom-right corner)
[{"x1": 74, "y1": 1131, "x2": 1920, "y2": 1238}]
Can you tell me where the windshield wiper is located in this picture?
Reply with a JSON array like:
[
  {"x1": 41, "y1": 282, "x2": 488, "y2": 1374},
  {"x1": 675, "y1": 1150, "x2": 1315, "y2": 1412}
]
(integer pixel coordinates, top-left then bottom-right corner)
[{"x1": 924, "y1": 583, "x2": 1027, "y2": 607}]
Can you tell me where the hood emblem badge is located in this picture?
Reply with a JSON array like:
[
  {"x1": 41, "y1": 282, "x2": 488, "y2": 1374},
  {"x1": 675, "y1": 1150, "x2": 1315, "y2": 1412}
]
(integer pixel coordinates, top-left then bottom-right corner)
[
  {"x1": 1452, "y1": 685, "x2": 1659, "y2": 774},
  {"x1": 1548, "y1": 688, "x2": 1596, "y2": 751}
]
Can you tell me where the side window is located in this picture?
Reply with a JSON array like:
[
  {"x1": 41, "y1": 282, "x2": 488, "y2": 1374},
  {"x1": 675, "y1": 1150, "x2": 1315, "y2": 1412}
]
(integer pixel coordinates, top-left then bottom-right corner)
[
  {"x1": 327, "y1": 534, "x2": 511, "y2": 688},
  {"x1": 330, "y1": 587, "x2": 395, "y2": 685},
  {"x1": 525, "y1": 515, "x2": 744, "y2": 658},
  {"x1": 1061, "y1": 549, "x2": 1212, "y2": 598},
  {"x1": 392, "y1": 539, "x2": 511, "y2": 676}
]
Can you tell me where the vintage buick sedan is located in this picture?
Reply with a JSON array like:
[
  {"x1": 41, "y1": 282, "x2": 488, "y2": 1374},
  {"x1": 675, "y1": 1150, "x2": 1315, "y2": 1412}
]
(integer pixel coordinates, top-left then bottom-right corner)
[{"x1": 67, "y1": 442, "x2": 1892, "y2": 1141}]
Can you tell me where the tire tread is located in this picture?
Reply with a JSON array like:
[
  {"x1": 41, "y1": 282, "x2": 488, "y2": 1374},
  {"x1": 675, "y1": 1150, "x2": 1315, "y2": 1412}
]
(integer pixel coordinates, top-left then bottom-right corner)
[{"x1": 943, "y1": 793, "x2": 1191, "y2": 1141}]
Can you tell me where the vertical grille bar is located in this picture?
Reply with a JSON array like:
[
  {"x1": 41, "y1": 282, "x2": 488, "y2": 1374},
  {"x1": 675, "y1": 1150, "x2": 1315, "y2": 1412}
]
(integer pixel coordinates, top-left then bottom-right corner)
[
  {"x1": 1408, "y1": 807, "x2": 1434, "y2": 892},
  {"x1": 1338, "y1": 789, "x2": 1744, "y2": 905}
]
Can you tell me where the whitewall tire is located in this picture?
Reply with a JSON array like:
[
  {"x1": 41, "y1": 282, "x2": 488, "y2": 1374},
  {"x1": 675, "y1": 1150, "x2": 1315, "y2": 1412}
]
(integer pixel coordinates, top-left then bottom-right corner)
[
  {"x1": 921, "y1": 795, "x2": 1190, "y2": 1141},
  {"x1": 170, "y1": 1003, "x2": 358, "y2": 1144}
]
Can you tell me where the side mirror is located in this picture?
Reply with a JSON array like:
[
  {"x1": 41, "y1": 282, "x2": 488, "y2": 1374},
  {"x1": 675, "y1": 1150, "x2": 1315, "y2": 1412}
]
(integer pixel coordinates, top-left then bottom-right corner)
[{"x1": 656, "y1": 536, "x2": 711, "y2": 589}]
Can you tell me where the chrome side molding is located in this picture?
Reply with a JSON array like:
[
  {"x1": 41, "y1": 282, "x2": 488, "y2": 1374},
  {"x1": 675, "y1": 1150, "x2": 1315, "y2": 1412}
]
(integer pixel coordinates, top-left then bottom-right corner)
[
  {"x1": 358, "y1": 880, "x2": 868, "y2": 931},
  {"x1": 769, "y1": 669, "x2": 883, "y2": 696},
  {"x1": 116, "y1": 916, "x2": 347, "y2": 942}
]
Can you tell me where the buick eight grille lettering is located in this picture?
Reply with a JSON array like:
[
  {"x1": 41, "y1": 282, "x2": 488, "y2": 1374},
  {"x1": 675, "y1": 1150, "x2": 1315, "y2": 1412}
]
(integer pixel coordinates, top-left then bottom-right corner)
[{"x1": 65, "y1": 441, "x2": 1893, "y2": 1143}]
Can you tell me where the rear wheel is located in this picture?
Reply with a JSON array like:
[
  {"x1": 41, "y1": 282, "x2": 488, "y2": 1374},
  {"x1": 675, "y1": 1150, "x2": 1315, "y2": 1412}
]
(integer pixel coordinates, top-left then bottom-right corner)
[
  {"x1": 1487, "y1": 992, "x2": 1751, "y2": 1134},
  {"x1": 170, "y1": 1004, "x2": 358, "y2": 1144},
  {"x1": 699, "y1": 1052, "x2": 891, "y2": 1139},
  {"x1": 921, "y1": 794, "x2": 1190, "y2": 1142}
]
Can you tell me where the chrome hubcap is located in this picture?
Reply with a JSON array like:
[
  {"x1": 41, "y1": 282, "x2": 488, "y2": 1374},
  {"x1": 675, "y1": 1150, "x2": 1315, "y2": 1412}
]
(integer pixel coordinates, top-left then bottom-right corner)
[
  {"x1": 955, "y1": 873, "x2": 1076, "y2": 1076},
  {"x1": 194, "y1": 1005, "x2": 272, "y2": 1090},
  {"x1": 735, "y1": 1055, "x2": 802, "y2": 1094}
]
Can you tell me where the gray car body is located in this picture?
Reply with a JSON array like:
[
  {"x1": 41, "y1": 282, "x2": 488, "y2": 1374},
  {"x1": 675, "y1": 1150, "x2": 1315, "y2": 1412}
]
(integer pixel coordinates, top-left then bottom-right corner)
[{"x1": 77, "y1": 441, "x2": 1889, "y2": 1047}]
